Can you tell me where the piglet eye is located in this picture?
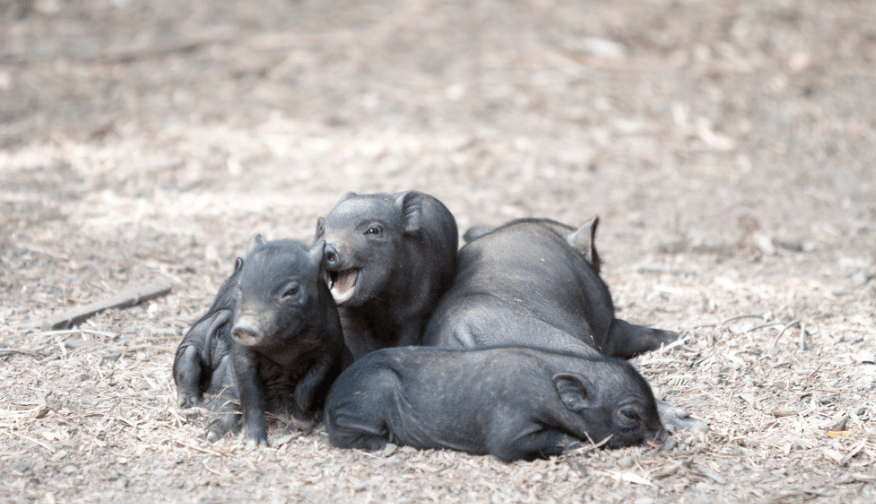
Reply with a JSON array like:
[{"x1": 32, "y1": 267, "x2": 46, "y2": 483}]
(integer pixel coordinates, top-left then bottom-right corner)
[
  {"x1": 282, "y1": 285, "x2": 300, "y2": 298},
  {"x1": 365, "y1": 227, "x2": 381, "y2": 236},
  {"x1": 621, "y1": 408, "x2": 640, "y2": 421}
]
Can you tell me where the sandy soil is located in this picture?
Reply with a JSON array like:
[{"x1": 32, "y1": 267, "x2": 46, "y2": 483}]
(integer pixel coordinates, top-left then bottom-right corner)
[{"x1": 1, "y1": 0, "x2": 875, "y2": 502}]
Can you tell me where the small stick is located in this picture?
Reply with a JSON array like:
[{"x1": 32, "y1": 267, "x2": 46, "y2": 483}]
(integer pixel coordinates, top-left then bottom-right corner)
[
  {"x1": 571, "y1": 432, "x2": 613, "y2": 452},
  {"x1": 570, "y1": 458, "x2": 589, "y2": 477},
  {"x1": 691, "y1": 323, "x2": 718, "y2": 329},
  {"x1": 43, "y1": 280, "x2": 173, "y2": 330},
  {"x1": 174, "y1": 439, "x2": 229, "y2": 457},
  {"x1": 201, "y1": 459, "x2": 227, "y2": 477},
  {"x1": 30, "y1": 329, "x2": 118, "y2": 339},
  {"x1": 3, "y1": 429, "x2": 56, "y2": 453},
  {"x1": 720, "y1": 314, "x2": 764, "y2": 326},
  {"x1": 798, "y1": 323, "x2": 807, "y2": 351},
  {"x1": 804, "y1": 361, "x2": 824, "y2": 383},
  {"x1": 770, "y1": 321, "x2": 801, "y2": 350},
  {"x1": 743, "y1": 322, "x2": 785, "y2": 334},
  {"x1": 110, "y1": 344, "x2": 176, "y2": 353},
  {"x1": 591, "y1": 435, "x2": 613, "y2": 449},
  {"x1": 0, "y1": 349, "x2": 43, "y2": 359},
  {"x1": 353, "y1": 449, "x2": 380, "y2": 459}
]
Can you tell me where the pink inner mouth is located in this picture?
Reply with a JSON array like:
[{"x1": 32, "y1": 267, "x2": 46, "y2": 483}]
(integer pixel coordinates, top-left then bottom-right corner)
[{"x1": 329, "y1": 268, "x2": 359, "y2": 304}]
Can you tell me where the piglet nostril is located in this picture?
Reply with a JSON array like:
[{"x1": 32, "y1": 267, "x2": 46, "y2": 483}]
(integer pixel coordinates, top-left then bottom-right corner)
[
  {"x1": 232, "y1": 326, "x2": 261, "y2": 346},
  {"x1": 324, "y1": 246, "x2": 340, "y2": 267}
]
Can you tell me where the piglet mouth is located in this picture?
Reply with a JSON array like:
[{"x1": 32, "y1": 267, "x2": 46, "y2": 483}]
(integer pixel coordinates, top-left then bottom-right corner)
[{"x1": 327, "y1": 268, "x2": 359, "y2": 305}]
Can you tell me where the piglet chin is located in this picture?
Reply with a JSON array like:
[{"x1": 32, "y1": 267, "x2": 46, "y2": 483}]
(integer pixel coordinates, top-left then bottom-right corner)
[{"x1": 330, "y1": 268, "x2": 359, "y2": 305}]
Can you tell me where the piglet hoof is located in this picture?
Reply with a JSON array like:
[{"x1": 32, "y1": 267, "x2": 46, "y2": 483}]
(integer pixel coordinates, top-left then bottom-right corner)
[
  {"x1": 179, "y1": 405, "x2": 209, "y2": 420},
  {"x1": 654, "y1": 329, "x2": 680, "y2": 348},
  {"x1": 203, "y1": 419, "x2": 234, "y2": 443},
  {"x1": 180, "y1": 407, "x2": 202, "y2": 419},
  {"x1": 203, "y1": 426, "x2": 223, "y2": 443},
  {"x1": 289, "y1": 415, "x2": 318, "y2": 434},
  {"x1": 178, "y1": 394, "x2": 199, "y2": 410},
  {"x1": 244, "y1": 436, "x2": 269, "y2": 449},
  {"x1": 657, "y1": 400, "x2": 709, "y2": 434},
  {"x1": 660, "y1": 436, "x2": 679, "y2": 451},
  {"x1": 675, "y1": 414, "x2": 708, "y2": 433}
]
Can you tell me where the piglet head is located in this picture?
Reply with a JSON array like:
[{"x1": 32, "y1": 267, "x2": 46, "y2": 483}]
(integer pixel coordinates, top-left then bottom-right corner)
[
  {"x1": 554, "y1": 359, "x2": 665, "y2": 449},
  {"x1": 316, "y1": 192, "x2": 423, "y2": 307},
  {"x1": 231, "y1": 236, "x2": 325, "y2": 351}
]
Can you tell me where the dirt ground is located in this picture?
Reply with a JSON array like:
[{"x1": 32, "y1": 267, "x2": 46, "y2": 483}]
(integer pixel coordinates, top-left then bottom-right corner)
[{"x1": 1, "y1": 0, "x2": 875, "y2": 502}]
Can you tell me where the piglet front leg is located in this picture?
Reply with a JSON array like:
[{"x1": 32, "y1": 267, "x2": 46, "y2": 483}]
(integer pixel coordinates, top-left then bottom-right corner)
[{"x1": 233, "y1": 345, "x2": 268, "y2": 448}]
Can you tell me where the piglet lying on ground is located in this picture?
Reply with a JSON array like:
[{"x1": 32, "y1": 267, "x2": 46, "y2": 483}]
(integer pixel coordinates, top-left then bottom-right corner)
[
  {"x1": 324, "y1": 346, "x2": 666, "y2": 462},
  {"x1": 431, "y1": 217, "x2": 677, "y2": 359},
  {"x1": 425, "y1": 217, "x2": 707, "y2": 433}
]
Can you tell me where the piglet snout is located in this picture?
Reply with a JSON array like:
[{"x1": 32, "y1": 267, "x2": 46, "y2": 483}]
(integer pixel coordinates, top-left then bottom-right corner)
[{"x1": 232, "y1": 324, "x2": 263, "y2": 347}]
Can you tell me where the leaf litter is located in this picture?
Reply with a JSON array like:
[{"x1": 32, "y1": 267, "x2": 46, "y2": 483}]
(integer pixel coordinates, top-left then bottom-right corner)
[{"x1": 1, "y1": 0, "x2": 875, "y2": 502}]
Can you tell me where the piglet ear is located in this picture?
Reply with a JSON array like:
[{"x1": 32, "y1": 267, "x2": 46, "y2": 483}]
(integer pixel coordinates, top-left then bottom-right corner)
[
  {"x1": 315, "y1": 217, "x2": 325, "y2": 239},
  {"x1": 233, "y1": 257, "x2": 244, "y2": 272},
  {"x1": 553, "y1": 373, "x2": 596, "y2": 412},
  {"x1": 308, "y1": 240, "x2": 326, "y2": 271},
  {"x1": 565, "y1": 216, "x2": 600, "y2": 272},
  {"x1": 247, "y1": 233, "x2": 265, "y2": 256},
  {"x1": 463, "y1": 224, "x2": 497, "y2": 243},
  {"x1": 394, "y1": 191, "x2": 423, "y2": 235},
  {"x1": 340, "y1": 191, "x2": 358, "y2": 202}
]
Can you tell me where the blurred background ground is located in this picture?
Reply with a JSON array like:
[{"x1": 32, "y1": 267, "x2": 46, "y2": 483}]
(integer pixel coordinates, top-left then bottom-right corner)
[{"x1": 0, "y1": 0, "x2": 875, "y2": 502}]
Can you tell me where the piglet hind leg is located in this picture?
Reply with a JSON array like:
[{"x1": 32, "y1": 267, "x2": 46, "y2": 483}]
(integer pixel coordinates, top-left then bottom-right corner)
[
  {"x1": 326, "y1": 414, "x2": 390, "y2": 451},
  {"x1": 605, "y1": 318, "x2": 679, "y2": 359},
  {"x1": 202, "y1": 356, "x2": 241, "y2": 442},
  {"x1": 203, "y1": 393, "x2": 241, "y2": 443},
  {"x1": 325, "y1": 365, "x2": 397, "y2": 451},
  {"x1": 173, "y1": 345, "x2": 202, "y2": 408},
  {"x1": 174, "y1": 309, "x2": 233, "y2": 408}
]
